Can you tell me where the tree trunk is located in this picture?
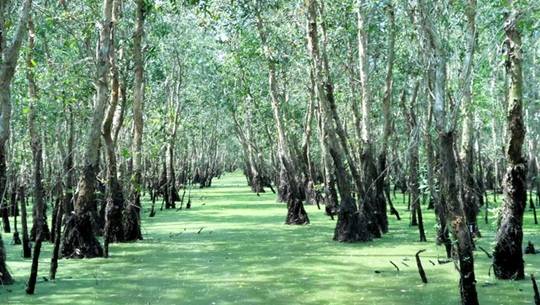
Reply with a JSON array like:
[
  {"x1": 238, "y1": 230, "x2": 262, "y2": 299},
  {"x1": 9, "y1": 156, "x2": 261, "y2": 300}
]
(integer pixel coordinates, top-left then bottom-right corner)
[
  {"x1": 164, "y1": 78, "x2": 182, "y2": 209},
  {"x1": 233, "y1": 113, "x2": 259, "y2": 192},
  {"x1": 63, "y1": 106, "x2": 75, "y2": 217},
  {"x1": 26, "y1": 16, "x2": 45, "y2": 294},
  {"x1": 378, "y1": 3, "x2": 396, "y2": 231},
  {"x1": 493, "y1": 6, "x2": 527, "y2": 280},
  {"x1": 103, "y1": 0, "x2": 125, "y2": 257},
  {"x1": 244, "y1": 93, "x2": 265, "y2": 194},
  {"x1": 419, "y1": 1, "x2": 479, "y2": 303},
  {"x1": 124, "y1": 0, "x2": 145, "y2": 241},
  {"x1": 316, "y1": 106, "x2": 338, "y2": 218},
  {"x1": 318, "y1": 7, "x2": 364, "y2": 222},
  {"x1": 357, "y1": 0, "x2": 385, "y2": 237},
  {"x1": 12, "y1": 184, "x2": 20, "y2": 245},
  {"x1": 17, "y1": 186, "x2": 31, "y2": 258},
  {"x1": 255, "y1": 9, "x2": 308, "y2": 225},
  {"x1": 49, "y1": 190, "x2": 63, "y2": 280},
  {"x1": 61, "y1": 0, "x2": 115, "y2": 259},
  {"x1": 301, "y1": 79, "x2": 315, "y2": 203},
  {"x1": 0, "y1": 0, "x2": 32, "y2": 285},
  {"x1": 0, "y1": 191, "x2": 9, "y2": 233},
  {"x1": 424, "y1": 72, "x2": 451, "y2": 257},
  {"x1": 401, "y1": 83, "x2": 426, "y2": 242},
  {"x1": 306, "y1": 0, "x2": 369, "y2": 240},
  {"x1": 0, "y1": 233, "x2": 13, "y2": 285},
  {"x1": 459, "y1": 0, "x2": 480, "y2": 239}
]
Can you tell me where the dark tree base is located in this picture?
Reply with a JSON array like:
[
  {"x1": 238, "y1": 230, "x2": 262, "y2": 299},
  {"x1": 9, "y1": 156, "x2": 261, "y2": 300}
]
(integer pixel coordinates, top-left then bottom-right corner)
[
  {"x1": 361, "y1": 155, "x2": 386, "y2": 237},
  {"x1": 493, "y1": 240, "x2": 525, "y2": 280},
  {"x1": 363, "y1": 195, "x2": 382, "y2": 238},
  {"x1": 22, "y1": 235, "x2": 32, "y2": 258},
  {"x1": 459, "y1": 255, "x2": 480, "y2": 305},
  {"x1": 334, "y1": 199, "x2": 371, "y2": 242},
  {"x1": 30, "y1": 221, "x2": 51, "y2": 242},
  {"x1": 525, "y1": 241, "x2": 536, "y2": 254},
  {"x1": 0, "y1": 265, "x2": 13, "y2": 285},
  {"x1": 324, "y1": 185, "x2": 338, "y2": 218},
  {"x1": 123, "y1": 195, "x2": 143, "y2": 241},
  {"x1": 104, "y1": 183, "x2": 126, "y2": 244},
  {"x1": 12, "y1": 231, "x2": 21, "y2": 245},
  {"x1": 285, "y1": 199, "x2": 309, "y2": 225},
  {"x1": 463, "y1": 191, "x2": 481, "y2": 239},
  {"x1": 61, "y1": 213, "x2": 103, "y2": 259},
  {"x1": 0, "y1": 237, "x2": 14, "y2": 285},
  {"x1": 1, "y1": 206, "x2": 11, "y2": 233},
  {"x1": 250, "y1": 183, "x2": 265, "y2": 194},
  {"x1": 248, "y1": 173, "x2": 265, "y2": 194},
  {"x1": 277, "y1": 168, "x2": 290, "y2": 203},
  {"x1": 164, "y1": 184, "x2": 180, "y2": 209},
  {"x1": 95, "y1": 194, "x2": 106, "y2": 236},
  {"x1": 303, "y1": 181, "x2": 317, "y2": 205},
  {"x1": 493, "y1": 163, "x2": 526, "y2": 280}
]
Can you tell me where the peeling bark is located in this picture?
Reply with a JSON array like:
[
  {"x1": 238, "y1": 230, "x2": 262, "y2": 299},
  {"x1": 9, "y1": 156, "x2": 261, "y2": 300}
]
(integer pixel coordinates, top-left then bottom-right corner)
[
  {"x1": 61, "y1": 0, "x2": 116, "y2": 259},
  {"x1": 493, "y1": 7, "x2": 527, "y2": 280},
  {"x1": 418, "y1": 1, "x2": 479, "y2": 303}
]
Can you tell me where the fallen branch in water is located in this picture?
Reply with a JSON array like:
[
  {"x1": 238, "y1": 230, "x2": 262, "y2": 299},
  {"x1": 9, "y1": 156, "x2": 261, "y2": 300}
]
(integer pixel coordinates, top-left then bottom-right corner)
[{"x1": 415, "y1": 249, "x2": 428, "y2": 284}]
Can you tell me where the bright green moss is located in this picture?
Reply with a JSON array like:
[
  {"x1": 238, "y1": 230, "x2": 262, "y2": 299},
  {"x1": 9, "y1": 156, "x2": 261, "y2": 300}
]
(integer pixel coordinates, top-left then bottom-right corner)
[{"x1": 2, "y1": 173, "x2": 538, "y2": 304}]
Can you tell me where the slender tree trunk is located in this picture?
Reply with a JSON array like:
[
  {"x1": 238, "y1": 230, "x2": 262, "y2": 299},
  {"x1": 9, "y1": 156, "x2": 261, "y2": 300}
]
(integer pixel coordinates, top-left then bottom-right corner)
[
  {"x1": 0, "y1": 190, "x2": 9, "y2": 233},
  {"x1": 301, "y1": 74, "x2": 315, "y2": 203},
  {"x1": 320, "y1": 15, "x2": 362, "y2": 206},
  {"x1": 401, "y1": 83, "x2": 426, "y2": 242},
  {"x1": 49, "y1": 189, "x2": 63, "y2": 280},
  {"x1": 61, "y1": 0, "x2": 114, "y2": 259},
  {"x1": 233, "y1": 113, "x2": 257, "y2": 190},
  {"x1": 426, "y1": 76, "x2": 451, "y2": 256},
  {"x1": 12, "y1": 184, "x2": 20, "y2": 244},
  {"x1": 164, "y1": 78, "x2": 181, "y2": 209},
  {"x1": 357, "y1": 0, "x2": 385, "y2": 237},
  {"x1": 255, "y1": 9, "x2": 308, "y2": 225},
  {"x1": 50, "y1": 184, "x2": 61, "y2": 244},
  {"x1": 419, "y1": 1, "x2": 479, "y2": 303},
  {"x1": 17, "y1": 185, "x2": 31, "y2": 258},
  {"x1": 245, "y1": 93, "x2": 265, "y2": 194},
  {"x1": 306, "y1": 0, "x2": 369, "y2": 240},
  {"x1": 476, "y1": 138, "x2": 488, "y2": 226},
  {"x1": 459, "y1": 0, "x2": 479, "y2": 238},
  {"x1": 26, "y1": 16, "x2": 45, "y2": 294},
  {"x1": 0, "y1": 0, "x2": 32, "y2": 284},
  {"x1": 124, "y1": 0, "x2": 145, "y2": 241},
  {"x1": 320, "y1": 1, "x2": 374, "y2": 236},
  {"x1": 345, "y1": 40, "x2": 362, "y2": 162},
  {"x1": 316, "y1": 104, "x2": 338, "y2": 218},
  {"x1": 63, "y1": 106, "x2": 75, "y2": 217},
  {"x1": 493, "y1": 6, "x2": 527, "y2": 280},
  {"x1": 103, "y1": 0, "x2": 125, "y2": 257},
  {"x1": 378, "y1": 3, "x2": 396, "y2": 232},
  {"x1": 491, "y1": 116, "x2": 501, "y2": 194}
]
